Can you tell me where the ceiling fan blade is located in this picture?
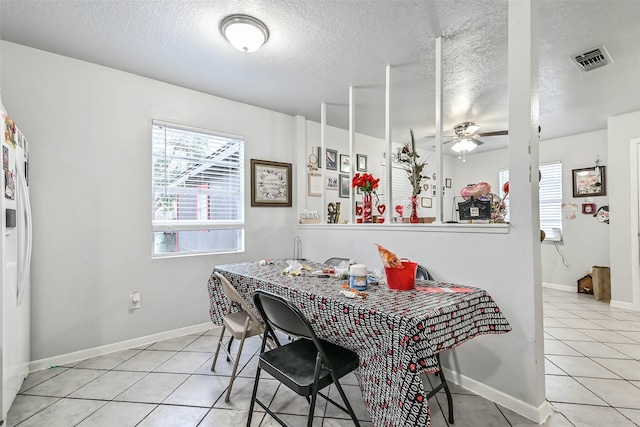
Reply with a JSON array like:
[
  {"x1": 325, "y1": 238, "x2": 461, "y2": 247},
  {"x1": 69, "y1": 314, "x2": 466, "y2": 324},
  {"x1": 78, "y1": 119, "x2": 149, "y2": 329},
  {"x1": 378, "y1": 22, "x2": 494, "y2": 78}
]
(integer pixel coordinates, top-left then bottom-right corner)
[
  {"x1": 470, "y1": 138, "x2": 484, "y2": 146},
  {"x1": 476, "y1": 130, "x2": 508, "y2": 137},
  {"x1": 442, "y1": 138, "x2": 457, "y2": 145}
]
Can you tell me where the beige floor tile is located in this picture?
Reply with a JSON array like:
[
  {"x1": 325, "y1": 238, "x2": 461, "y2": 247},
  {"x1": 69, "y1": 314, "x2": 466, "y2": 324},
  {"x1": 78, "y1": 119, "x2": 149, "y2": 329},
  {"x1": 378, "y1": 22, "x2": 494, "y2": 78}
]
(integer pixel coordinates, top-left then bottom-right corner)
[
  {"x1": 15, "y1": 398, "x2": 107, "y2": 427},
  {"x1": 552, "y1": 402, "x2": 637, "y2": 426},
  {"x1": 153, "y1": 351, "x2": 213, "y2": 374},
  {"x1": 544, "y1": 327, "x2": 594, "y2": 341},
  {"x1": 136, "y1": 404, "x2": 208, "y2": 427},
  {"x1": 75, "y1": 401, "x2": 156, "y2": 427},
  {"x1": 544, "y1": 339, "x2": 581, "y2": 356},
  {"x1": 147, "y1": 335, "x2": 199, "y2": 351},
  {"x1": 5, "y1": 395, "x2": 59, "y2": 426},
  {"x1": 74, "y1": 349, "x2": 142, "y2": 370},
  {"x1": 18, "y1": 367, "x2": 69, "y2": 393},
  {"x1": 575, "y1": 328, "x2": 638, "y2": 344},
  {"x1": 591, "y1": 358, "x2": 640, "y2": 381},
  {"x1": 435, "y1": 393, "x2": 510, "y2": 426},
  {"x1": 545, "y1": 355, "x2": 620, "y2": 379},
  {"x1": 616, "y1": 408, "x2": 640, "y2": 425},
  {"x1": 21, "y1": 368, "x2": 106, "y2": 398},
  {"x1": 545, "y1": 375, "x2": 606, "y2": 405},
  {"x1": 68, "y1": 370, "x2": 147, "y2": 400},
  {"x1": 198, "y1": 408, "x2": 264, "y2": 427},
  {"x1": 114, "y1": 372, "x2": 189, "y2": 403},
  {"x1": 544, "y1": 358, "x2": 567, "y2": 376},
  {"x1": 575, "y1": 377, "x2": 640, "y2": 409},
  {"x1": 112, "y1": 350, "x2": 177, "y2": 372},
  {"x1": 163, "y1": 374, "x2": 228, "y2": 407},
  {"x1": 564, "y1": 340, "x2": 630, "y2": 359}
]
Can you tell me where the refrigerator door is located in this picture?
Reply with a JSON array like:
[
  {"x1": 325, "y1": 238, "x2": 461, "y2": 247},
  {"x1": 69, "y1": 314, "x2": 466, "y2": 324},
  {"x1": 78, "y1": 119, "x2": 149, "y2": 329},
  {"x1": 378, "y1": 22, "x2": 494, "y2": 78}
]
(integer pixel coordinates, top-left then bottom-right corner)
[{"x1": 1, "y1": 113, "x2": 30, "y2": 423}]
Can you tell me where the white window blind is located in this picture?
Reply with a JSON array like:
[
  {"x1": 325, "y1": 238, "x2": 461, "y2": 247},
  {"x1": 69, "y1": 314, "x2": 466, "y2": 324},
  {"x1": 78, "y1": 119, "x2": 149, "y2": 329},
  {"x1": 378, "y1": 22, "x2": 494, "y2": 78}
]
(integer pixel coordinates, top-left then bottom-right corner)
[
  {"x1": 151, "y1": 120, "x2": 244, "y2": 256},
  {"x1": 498, "y1": 161, "x2": 563, "y2": 241}
]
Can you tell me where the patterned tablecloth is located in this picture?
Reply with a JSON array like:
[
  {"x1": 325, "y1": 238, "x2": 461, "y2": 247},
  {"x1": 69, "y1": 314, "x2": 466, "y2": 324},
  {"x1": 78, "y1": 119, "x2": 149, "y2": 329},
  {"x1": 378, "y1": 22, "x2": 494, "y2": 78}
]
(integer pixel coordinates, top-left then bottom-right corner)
[{"x1": 207, "y1": 260, "x2": 511, "y2": 427}]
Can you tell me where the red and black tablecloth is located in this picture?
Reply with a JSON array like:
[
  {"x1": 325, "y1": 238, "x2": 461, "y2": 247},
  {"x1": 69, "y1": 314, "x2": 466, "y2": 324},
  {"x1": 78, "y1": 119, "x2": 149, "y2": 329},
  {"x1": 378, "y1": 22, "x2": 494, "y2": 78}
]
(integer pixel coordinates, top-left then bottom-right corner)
[{"x1": 207, "y1": 260, "x2": 511, "y2": 427}]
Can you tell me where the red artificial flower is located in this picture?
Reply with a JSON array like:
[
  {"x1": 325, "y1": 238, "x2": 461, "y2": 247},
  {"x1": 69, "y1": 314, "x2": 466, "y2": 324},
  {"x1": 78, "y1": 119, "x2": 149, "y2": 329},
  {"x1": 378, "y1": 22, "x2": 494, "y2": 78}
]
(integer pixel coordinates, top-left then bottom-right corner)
[{"x1": 351, "y1": 173, "x2": 380, "y2": 193}]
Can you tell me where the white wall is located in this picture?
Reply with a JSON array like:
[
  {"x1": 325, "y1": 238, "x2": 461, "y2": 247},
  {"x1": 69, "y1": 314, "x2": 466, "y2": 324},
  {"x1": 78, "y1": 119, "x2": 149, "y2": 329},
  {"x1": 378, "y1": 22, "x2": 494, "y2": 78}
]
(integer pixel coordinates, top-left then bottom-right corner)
[
  {"x1": 608, "y1": 110, "x2": 640, "y2": 308},
  {"x1": 539, "y1": 130, "x2": 609, "y2": 289},
  {"x1": 0, "y1": 42, "x2": 298, "y2": 360}
]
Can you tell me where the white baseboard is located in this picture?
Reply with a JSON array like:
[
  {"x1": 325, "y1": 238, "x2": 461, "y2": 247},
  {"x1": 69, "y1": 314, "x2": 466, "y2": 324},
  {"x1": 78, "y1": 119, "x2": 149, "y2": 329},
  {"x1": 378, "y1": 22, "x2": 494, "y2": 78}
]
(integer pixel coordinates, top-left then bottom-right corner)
[
  {"x1": 29, "y1": 322, "x2": 213, "y2": 372},
  {"x1": 610, "y1": 299, "x2": 640, "y2": 312},
  {"x1": 542, "y1": 282, "x2": 575, "y2": 293},
  {"x1": 442, "y1": 366, "x2": 552, "y2": 424}
]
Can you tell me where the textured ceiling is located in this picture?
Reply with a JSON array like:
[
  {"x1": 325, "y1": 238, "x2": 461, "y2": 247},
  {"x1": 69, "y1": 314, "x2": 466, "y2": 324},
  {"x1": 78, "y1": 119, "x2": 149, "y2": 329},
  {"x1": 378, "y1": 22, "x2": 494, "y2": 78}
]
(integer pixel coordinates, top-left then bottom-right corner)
[{"x1": 1, "y1": 0, "x2": 639, "y2": 154}]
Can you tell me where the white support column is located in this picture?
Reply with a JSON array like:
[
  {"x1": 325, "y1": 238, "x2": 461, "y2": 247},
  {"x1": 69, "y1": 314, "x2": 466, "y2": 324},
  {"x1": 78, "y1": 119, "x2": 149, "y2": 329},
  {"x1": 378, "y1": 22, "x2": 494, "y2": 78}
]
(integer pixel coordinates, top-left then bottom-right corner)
[
  {"x1": 320, "y1": 102, "x2": 327, "y2": 223},
  {"x1": 348, "y1": 86, "x2": 355, "y2": 224},
  {"x1": 508, "y1": 0, "x2": 549, "y2": 421},
  {"x1": 435, "y1": 36, "x2": 443, "y2": 223},
  {"x1": 385, "y1": 65, "x2": 393, "y2": 222}
]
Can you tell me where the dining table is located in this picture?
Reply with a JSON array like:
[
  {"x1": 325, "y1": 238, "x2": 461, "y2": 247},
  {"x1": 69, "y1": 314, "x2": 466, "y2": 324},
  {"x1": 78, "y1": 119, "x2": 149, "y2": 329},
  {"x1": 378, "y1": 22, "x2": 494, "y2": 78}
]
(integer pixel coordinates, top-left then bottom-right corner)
[{"x1": 207, "y1": 259, "x2": 511, "y2": 427}]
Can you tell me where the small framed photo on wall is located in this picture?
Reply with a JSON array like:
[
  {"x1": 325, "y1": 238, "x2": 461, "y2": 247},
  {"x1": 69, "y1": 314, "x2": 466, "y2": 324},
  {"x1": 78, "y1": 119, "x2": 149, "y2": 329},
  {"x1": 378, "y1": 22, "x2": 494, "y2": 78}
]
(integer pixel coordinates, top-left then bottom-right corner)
[
  {"x1": 326, "y1": 149, "x2": 338, "y2": 171},
  {"x1": 356, "y1": 154, "x2": 367, "y2": 171},
  {"x1": 340, "y1": 154, "x2": 350, "y2": 173}
]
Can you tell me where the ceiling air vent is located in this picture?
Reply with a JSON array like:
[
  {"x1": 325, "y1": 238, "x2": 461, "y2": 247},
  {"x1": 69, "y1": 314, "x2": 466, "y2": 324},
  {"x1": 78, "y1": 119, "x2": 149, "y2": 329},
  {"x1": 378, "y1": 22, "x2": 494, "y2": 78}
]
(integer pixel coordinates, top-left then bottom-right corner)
[{"x1": 570, "y1": 45, "x2": 612, "y2": 72}]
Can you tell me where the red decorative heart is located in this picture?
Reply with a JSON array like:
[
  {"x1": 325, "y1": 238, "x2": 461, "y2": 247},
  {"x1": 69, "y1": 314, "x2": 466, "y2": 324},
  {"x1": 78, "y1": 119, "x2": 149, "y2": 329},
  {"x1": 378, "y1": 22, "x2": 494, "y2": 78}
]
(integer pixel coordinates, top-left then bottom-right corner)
[
  {"x1": 355, "y1": 206, "x2": 363, "y2": 215},
  {"x1": 377, "y1": 204, "x2": 386, "y2": 215},
  {"x1": 395, "y1": 204, "x2": 403, "y2": 216}
]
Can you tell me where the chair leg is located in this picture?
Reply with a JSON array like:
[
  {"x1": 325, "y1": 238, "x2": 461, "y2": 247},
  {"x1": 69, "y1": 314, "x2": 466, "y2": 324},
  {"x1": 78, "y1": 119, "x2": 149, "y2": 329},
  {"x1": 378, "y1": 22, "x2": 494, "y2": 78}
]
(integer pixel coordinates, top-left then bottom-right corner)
[
  {"x1": 436, "y1": 354, "x2": 454, "y2": 424},
  {"x1": 331, "y1": 379, "x2": 361, "y2": 427},
  {"x1": 226, "y1": 336, "x2": 234, "y2": 362},
  {"x1": 307, "y1": 388, "x2": 318, "y2": 427},
  {"x1": 247, "y1": 363, "x2": 262, "y2": 427},
  {"x1": 225, "y1": 319, "x2": 250, "y2": 402},
  {"x1": 211, "y1": 325, "x2": 226, "y2": 371}
]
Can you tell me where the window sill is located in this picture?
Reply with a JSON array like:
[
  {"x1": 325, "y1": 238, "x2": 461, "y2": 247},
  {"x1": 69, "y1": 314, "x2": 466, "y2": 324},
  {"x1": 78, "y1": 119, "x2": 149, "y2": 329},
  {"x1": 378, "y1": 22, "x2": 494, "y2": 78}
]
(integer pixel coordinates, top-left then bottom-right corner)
[{"x1": 297, "y1": 222, "x2": 510, "y2": 234}]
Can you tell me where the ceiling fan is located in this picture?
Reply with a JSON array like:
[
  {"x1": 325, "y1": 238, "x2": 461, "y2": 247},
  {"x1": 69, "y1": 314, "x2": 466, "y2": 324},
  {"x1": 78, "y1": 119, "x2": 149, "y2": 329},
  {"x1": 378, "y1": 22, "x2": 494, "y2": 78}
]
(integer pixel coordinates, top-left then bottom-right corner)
[{"x1": 442, "y1": 122, "x2": 508, "y2": 161}]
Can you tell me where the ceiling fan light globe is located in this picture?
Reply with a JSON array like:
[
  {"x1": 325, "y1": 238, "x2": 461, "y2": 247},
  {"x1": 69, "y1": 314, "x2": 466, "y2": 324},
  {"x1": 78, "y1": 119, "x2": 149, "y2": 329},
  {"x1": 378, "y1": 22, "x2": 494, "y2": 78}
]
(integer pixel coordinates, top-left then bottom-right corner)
[{"x1": 451, "y1": 138, "x2": 477, "y2": 153}]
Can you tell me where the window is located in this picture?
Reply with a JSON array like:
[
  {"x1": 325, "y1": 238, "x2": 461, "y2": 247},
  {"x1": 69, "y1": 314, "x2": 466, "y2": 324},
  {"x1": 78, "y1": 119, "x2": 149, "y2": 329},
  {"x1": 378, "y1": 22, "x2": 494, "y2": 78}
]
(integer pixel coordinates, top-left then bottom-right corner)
[
  {"x1": 499, "y1": 161, "x2": 563, "y2": 241},
  {"x1": 152, "y1": 120, "x2": 244, "y2": 257}
]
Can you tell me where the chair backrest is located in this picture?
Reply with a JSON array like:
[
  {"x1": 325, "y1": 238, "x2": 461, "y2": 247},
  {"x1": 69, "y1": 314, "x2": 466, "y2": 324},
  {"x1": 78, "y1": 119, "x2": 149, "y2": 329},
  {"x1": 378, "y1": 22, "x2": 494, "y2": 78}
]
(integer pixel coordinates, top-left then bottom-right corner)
[
  {"x1": 324, "y1": 257, "x2": 350, "y2": 266},
  {"x1": 214, "y1": 272, "x2": 262, "y2": 325},
  {"x1": 253, "y1": 289, "x2": 317, "y2": 341},
  {"x1": 416, "y1": 265, "x2": 433, "y2": 281}
]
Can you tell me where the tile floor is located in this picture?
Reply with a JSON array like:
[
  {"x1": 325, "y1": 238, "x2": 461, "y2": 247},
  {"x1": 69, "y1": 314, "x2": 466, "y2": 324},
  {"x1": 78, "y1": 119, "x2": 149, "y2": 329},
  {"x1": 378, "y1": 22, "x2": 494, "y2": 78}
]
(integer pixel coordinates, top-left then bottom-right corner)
[{"x1": 6, "y1": 287, "x2": 640, "y2": 426}]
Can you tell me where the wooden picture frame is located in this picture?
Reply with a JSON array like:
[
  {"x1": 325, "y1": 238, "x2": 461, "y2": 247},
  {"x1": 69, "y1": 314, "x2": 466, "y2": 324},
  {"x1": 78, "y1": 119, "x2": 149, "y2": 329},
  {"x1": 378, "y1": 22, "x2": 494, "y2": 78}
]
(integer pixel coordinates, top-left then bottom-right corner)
[
  {"x1": 340, "y1": 154, "x2": 350, "y2": 173},
  {"x1": 250, "y1": 159, "x2": 292, "y2": 207},
  {"x1": 326, "y1": 149, "x2": 338, "y2": 170},
  {"x1": 308, "y1": 173, "x2": 322, "y2": 197},
  {"x1": 357, "y1": 154, "x2": 367, "y2": 171},
  {"x1": 339, "y1": 174, "x2": 350, "y2": 198},
  {"x1": 572, "y1": 166, "x2": 606, "y2": 197}
]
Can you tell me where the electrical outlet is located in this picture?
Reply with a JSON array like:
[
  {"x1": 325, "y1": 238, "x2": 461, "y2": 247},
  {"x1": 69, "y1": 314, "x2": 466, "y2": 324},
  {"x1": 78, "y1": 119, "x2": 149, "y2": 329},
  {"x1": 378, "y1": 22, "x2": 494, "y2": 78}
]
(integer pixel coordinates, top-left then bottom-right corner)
[{"x1": 130, "y1": 291, "x2": 141, "y2": 309}]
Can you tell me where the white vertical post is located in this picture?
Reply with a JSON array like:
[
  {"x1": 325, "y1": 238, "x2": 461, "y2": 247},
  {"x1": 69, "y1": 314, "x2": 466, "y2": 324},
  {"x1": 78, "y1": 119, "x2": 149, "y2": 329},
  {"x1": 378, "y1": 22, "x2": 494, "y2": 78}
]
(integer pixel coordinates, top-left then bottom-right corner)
[
  {"x1": 348, "y1": 86, "x2": 355, "y2": 224},
  {"x1": 435, "y1": 36, "x2": 443, "y2": 223},
  {"x1": 508, "y1": 0, "x2": 548, "y2": 419},
  {"x1": 321, "y1": 102, "x2": 326, "y2": 223},
  {"x1": 385, "y1": 65, "x2": 393, "y2": 222}
]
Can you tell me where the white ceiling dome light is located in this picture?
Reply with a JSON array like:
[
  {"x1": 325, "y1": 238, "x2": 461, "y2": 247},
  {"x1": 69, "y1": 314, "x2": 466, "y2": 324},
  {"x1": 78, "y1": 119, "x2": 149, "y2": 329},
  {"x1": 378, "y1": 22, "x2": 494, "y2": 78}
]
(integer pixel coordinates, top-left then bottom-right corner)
[{"x1": 220, "y1": 14, "x2": 269, "y2": 53}]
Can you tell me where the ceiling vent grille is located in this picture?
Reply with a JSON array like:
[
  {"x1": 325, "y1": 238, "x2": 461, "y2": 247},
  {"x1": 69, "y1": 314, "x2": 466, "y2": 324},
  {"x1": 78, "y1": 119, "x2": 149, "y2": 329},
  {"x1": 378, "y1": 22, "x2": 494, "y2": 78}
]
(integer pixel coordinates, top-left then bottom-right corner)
[{"x1": 570, "y1": 45, "x2": 612, "y2": 72}]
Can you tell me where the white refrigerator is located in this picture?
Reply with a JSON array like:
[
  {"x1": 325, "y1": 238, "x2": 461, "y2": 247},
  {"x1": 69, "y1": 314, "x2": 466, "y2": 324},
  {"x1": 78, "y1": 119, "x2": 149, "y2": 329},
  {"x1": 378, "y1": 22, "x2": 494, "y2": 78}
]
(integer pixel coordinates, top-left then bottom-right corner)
[{"x1": 1, "y1": 98, "x2": 32, "y2": 423}]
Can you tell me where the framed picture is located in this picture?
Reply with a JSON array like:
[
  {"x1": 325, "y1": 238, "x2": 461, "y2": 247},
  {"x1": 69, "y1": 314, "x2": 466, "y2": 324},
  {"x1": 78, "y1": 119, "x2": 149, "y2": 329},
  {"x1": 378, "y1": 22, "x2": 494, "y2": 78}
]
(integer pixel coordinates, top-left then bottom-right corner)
[
  {"x1": 340, "y1": 154, "x2": 350, "y2": 173},
  {"x1": 421, "y1": 197, "x2": 432, "y2": 208},
  {"x1": 326, "y1": 176, "x2": 338, "y2": 190},
  {"x1": 445, "y1": 178, "x2": 452, "y2": 188},
  {"x1": 582, "y1": 203, "x2": 596, "y2": 214},
  {"x1": 356, "y1": 154, "x2": 367, "y2": 171},
  {"x1": 250, "y1": 159, "x2": 292, "y2": 207},
  {"x1": 308, "y1": 173, "x2": 322, "y2": 197},
  {"x1": 316, "y1": 146, "x2": 322, "y2": 168},
  {"x1": 339, "y1": 174, "x2": 350, "y2": 198},
  {"x1": 326, "y1": 149, "x2": 338, "y2": 171},
  {"x1": 572, "y1": 166, "x2": 606, "y2": 197}
]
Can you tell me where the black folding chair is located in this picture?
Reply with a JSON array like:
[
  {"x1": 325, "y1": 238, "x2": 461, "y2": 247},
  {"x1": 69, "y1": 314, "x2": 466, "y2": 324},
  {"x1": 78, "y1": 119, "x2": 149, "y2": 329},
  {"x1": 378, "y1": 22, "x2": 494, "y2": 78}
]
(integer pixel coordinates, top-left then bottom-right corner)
[
  {"x1": 248, "y1": 289, "x2": 361, "y2": 427},
  {"x1": 416, "y1": 264, "x2": 434, "y2": 281}
]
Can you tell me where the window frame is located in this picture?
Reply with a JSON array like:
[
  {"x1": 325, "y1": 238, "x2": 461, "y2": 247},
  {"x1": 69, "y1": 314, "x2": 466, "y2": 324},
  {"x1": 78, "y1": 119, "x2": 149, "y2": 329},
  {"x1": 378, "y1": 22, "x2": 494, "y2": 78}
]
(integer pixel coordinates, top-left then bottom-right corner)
[{"x1": 151, "y1": 120, "x2": 245, "y2": 257}]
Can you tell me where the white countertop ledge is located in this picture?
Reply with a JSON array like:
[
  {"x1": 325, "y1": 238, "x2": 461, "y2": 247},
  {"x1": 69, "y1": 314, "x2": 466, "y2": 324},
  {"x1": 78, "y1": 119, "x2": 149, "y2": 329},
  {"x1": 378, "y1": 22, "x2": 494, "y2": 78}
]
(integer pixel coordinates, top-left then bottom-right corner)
[{"x1": 297, "y1": 222, "x2": 510, "y2": 234}]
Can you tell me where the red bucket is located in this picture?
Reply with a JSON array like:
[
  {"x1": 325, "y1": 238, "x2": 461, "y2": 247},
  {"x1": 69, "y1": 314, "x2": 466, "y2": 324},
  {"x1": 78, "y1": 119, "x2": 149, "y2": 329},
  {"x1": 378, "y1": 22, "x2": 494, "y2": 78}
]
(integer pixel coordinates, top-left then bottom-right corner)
[{"x1": 385, "y1": 261, "x2": 417, "y2": 290}]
